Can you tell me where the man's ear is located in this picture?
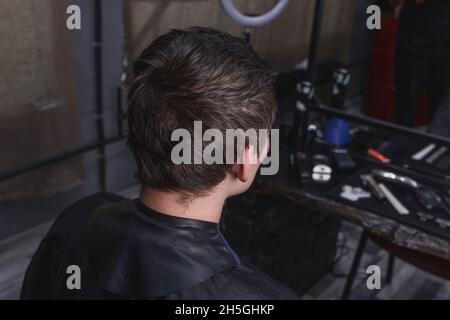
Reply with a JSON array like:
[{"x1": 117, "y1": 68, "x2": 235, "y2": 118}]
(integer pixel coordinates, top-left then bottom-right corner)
[{"x1": 231, "y1": 145, "x2": 251, "y2": 183}]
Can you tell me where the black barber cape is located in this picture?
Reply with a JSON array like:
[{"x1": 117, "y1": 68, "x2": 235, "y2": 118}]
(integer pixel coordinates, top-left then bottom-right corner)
[{"x1": 20, "y1": 193, "x2": 297, "y2": 300}]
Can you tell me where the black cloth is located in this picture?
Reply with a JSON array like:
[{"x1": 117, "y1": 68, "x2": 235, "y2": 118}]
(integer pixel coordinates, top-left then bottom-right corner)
[
  {"x1": 20, "y1": 193, "x2": 297, "y2": 300},
  {"x1": 394, "y1": 1, "x2": 450, "y2": 127},
  {"x1": 398, "y1": 0, "x2": 450, "y2": 58},
  {"x1": 429, "y1": 90, "x2": 450, "y2": 137},
  {"x1": 394, "y1": 47, "x2": 450, "y2": 126}
]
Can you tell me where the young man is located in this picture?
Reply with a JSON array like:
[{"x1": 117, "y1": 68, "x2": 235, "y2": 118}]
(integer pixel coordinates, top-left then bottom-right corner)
[{"x1": 20, "y1": 27, "x2": 297, "y2": 299}]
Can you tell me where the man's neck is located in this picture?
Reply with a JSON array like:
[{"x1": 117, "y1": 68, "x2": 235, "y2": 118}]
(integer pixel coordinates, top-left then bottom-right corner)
[{"x1": 139, "y1": 187, "x2": 226, "y2": 224}]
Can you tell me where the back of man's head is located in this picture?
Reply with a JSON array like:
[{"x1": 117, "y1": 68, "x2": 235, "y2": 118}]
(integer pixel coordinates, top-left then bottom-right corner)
[{"x1": 127, "y1": 27, "x2": 276, "y2": 197}]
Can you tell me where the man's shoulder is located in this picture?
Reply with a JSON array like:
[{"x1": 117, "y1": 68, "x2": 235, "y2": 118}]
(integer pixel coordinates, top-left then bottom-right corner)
[
  {"x1": 49, "y1": 192, "x2": 127, "y2": 235},
  {"x1": 21, "y1": 193, "x2": 129, "y2": 299},
  {"x1": 35, "y1": 192, "x2": 129, "y2": 267},
  {"x1": 59, "y1": 192, "x2": 126, "y2": 219}
]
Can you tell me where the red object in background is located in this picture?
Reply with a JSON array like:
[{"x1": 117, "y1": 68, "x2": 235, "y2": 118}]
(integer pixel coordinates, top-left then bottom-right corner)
[
  {"x1": 368, "y1": 148, "x2": 390, "y2": 163},
  {"x1": 365, "y1": 12, "x2": 429, "y2": 126}
]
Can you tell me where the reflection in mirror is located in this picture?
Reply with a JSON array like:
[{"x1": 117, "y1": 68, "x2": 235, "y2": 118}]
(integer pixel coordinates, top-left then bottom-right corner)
[{"x1": 361, "y1": 0, "x2": 450, "y2": 138}]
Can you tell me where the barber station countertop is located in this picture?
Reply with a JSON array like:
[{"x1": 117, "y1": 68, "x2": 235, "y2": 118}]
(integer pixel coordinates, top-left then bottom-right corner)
[{"x1": 254, "y1": 147, "x2": 450, "y2": 261}]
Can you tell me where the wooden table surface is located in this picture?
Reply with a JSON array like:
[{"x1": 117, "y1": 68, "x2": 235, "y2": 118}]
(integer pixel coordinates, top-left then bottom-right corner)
[{"x1": 254, "y1": 178, "x2": 450, "y2": 261}]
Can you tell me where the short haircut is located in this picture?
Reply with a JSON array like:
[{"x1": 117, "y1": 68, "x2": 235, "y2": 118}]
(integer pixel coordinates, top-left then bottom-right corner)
[{"x1": 127, "y1": 27, "x2": 277, "y2": 197}]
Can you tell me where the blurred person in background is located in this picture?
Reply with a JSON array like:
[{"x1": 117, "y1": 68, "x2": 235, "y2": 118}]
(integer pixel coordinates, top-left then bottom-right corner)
[{"x1": 390, "y1": 0, "x2": 450, "y2": 128}]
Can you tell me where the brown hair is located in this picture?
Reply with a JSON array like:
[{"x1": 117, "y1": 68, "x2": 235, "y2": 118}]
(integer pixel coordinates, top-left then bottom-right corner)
[{"x1": 127, "y1": 27, "x2": 277, "y2": 197}]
